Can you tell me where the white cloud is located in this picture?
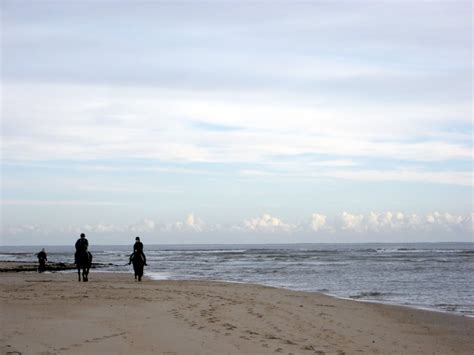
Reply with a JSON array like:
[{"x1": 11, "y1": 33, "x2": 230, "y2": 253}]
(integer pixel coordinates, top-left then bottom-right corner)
[
  {"x1": 2, "y1": 82, "x2": 471, "y2": 187},
  {"x1": 82, "y1": 215, "x2": 206, "y2": 234},
  {"x1": 4, "y1": 224, "x2": 44, "y2": 235},
  {"x1": 3, "y1": 83, "x2": 471, "y2": 165},
  {"x1": 366, "y1": 211, "x2": 404, "y2": 232},
  {"x1": 2, "y1": 212, "x2": 472, "y2": 244},
  {"x1": 4, "y1": 81, "x2": 471, "y2": 190},
  {"x1": 468, "y1": 214, "x2": 474, "y2": 233},
  {"x1": 340, "y1": 212, "x2": 366, "y2": 232},
  {"x1": 241, "y1": 213, "x2": 295, "y2": 233},
  {"x1": 337, "y1": 211, "x2": 473, "y2": 234},
  {"x1": 309, "y1": 213, "x2": 328, "y2": 232},
  {"x1": 424, "y1": 212, "x2": 470, "y2": 232},
  {"x1": 129, "y1": 218, "x2": 157, "y2": 233},
  {"x1": 164, "y1": 213, "x2": 206, "y2": 232},
  {"x1": 58, "y1": 218, "x2": 157, "y2": 236}
]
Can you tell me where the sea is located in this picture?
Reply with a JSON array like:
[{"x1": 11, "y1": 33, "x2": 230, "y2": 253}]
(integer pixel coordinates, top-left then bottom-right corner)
[{"x1": 1, "y1": 243, "x2": 473, "y2": 317}]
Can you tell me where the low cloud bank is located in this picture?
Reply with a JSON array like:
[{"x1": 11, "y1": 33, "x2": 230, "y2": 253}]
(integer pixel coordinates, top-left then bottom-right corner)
[
  {"x1": 339, "y1": 211, "x2": 473, "y2": 233},
  {"x1": 3, "y1": 211, "x2": 473, "y2": 244},
  {"x1": 240, "y1": 214, "x2": 295, "y2": 233}
]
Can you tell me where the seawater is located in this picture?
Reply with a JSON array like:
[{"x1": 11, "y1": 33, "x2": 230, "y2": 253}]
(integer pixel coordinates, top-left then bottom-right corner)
[{"x1": 1, "y1": 243, "x2": 473, "y2": 316}]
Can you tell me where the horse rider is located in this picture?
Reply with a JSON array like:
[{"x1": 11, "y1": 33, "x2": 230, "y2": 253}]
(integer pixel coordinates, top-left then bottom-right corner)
[
  {"x1": 129, "y1": 236, "x2": 147, "y2": 265},
  {"x1": 75, "y1": 233, "x2": 89, "y2": 263},
  {"x1": 37, "y1": 248, "x2": 47, "y2": 272}
]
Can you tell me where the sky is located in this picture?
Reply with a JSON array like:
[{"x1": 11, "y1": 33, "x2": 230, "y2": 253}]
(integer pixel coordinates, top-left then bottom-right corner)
[{"x1": 0, "y1": 0, "x2": 472, "y2": 245}]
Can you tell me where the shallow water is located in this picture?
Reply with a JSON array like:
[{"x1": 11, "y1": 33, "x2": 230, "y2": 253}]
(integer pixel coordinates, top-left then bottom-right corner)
[{"x1": 1, "y1": 242, "x2": 473, "y2": 316}]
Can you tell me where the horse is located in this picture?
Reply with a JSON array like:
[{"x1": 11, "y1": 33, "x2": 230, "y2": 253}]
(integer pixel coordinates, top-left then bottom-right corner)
[
  {"x1": 75, "y1": 250, "x2": 92, "y2": 282},
  {"x1": 130, "y1": 252, "x2": 145, "y2": 281},
  {"x1": 38, "y1": 258, "x2": 46, "y2": 273}
]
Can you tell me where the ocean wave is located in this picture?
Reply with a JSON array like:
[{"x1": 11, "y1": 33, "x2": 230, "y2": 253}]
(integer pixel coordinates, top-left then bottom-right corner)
[
  {"x1": 435, "y1": 303, "x2": 460, "y2": 312},
  {"x1": 349, "y1": 291, "x2": 386, "y2": 299},
  {"x1": 162, "y1": 249, "x2": 247, "y2": 254},
  {"x1": 145, "y1": 271, "x2": 171, "y2": 280},
  {"x1": 376, "y1": 248, "x2": 473, "y2": 254}
]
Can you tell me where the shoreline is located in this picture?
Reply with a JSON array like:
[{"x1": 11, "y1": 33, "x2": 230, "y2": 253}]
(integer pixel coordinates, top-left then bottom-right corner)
[
  {"x1": 1, "y1": 271, "x2": 473, "y2": 354},
  {"x1": 0, "y1": 260, "x2": 110, "y2": 273},
  {"x1": 145, "y1": 273, "x2": 474, "y2": 319},
  {"x1": 326, "y1": 292, "x2": 474, "y2": 319},
  {"x1": 2, "y1": 261, "x2": 472, "y2": 319}
]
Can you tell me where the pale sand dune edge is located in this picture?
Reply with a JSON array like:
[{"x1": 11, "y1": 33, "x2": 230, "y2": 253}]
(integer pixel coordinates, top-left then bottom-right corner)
[{"x1": 1, "y1": 272, "x2": 473, "y2": 354}]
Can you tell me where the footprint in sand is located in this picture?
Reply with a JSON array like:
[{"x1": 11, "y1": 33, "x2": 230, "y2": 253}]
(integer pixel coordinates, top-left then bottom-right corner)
[
  {"x1": 222, "y1": 323, "x2": 237, "y2": 330},
  {"x1": 244, "y1": 330, "x2": 259, "y2": 336}
]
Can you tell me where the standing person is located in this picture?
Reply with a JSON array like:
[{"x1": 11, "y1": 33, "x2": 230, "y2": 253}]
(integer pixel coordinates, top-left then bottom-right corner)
[
  {"x1": 37, "y1": 248, "x2": 47, "y2": 273},
  {"x1": 75, "y1": 233, "x2": 89, "y2": 264},
  {"x1": 131, "y1": 236, "x2": 147, "y2": 265}
]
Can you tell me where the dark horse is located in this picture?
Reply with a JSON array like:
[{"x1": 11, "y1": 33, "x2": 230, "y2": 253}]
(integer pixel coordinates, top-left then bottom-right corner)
[
  {"x1": 38, "y1": 258, "x2": 46, "y2": 273},
  {"x1": 130, "y1": 252, "x2": 145, "y2": 281},
  {"x1": 75, "y1": 250, "x2": 92, "y2": 282}
]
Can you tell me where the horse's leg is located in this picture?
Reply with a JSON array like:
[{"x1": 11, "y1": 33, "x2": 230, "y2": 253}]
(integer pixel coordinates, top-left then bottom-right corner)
[{"x1": 84, "y1": 253, "x2": 92, "y2": 282}]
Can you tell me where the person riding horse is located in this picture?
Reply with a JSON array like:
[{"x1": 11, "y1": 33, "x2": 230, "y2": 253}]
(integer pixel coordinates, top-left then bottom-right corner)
[
  {"x1": 132, "y1": 236, "x2": 147, "y2": 265},
  {"x1": 75, "y1": 233, "x2": 89, "y2": 262},
  {"x1": 75, "y1": 233, "x2": 92, "y2": 281},
  {"x1": 129, "y1": 236, "x2": 147, "y2": 281},
  {"x1": 37, "y1": 248, "x2": 47, "y2": 273}
]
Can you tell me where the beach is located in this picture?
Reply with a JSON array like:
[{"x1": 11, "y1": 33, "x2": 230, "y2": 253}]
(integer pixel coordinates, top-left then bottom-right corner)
[{"x1": 1, "y1": 269, "x2": 473, "y2": 354}]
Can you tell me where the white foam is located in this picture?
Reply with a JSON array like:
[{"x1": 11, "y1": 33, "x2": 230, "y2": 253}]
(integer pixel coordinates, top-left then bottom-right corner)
[{"x1": 145, "y1": 272, "x2": 171, "y2": 280}]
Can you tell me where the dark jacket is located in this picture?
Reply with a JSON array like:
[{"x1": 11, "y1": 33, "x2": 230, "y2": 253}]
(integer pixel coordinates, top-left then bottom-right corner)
[
  {"x1": 133, "y1": 241, "x2": 144, "y2": 253},
  {"x1": 37, "y1": 251, "x2": 47, "y2": 261},
  {"x1": 132, "y1": 241, "x2": 146, "y2": 264},
  {"x1": 75, "y1": 238, "x2": 89, "y2": 252}
]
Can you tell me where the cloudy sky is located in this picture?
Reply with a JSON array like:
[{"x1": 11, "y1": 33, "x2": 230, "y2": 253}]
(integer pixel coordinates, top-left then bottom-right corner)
[{"x1": 1, "y1": 0, "x2": 472, "y2": 245}]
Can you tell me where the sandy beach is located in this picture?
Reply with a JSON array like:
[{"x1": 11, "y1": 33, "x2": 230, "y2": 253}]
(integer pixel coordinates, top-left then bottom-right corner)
[{"x1": 1, "y1": 269, "x2": 473, "y2": 355}]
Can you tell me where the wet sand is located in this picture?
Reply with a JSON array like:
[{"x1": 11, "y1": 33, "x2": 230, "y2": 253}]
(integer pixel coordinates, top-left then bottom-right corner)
[
  {"x1": 0, "y1": 260, "x2": 77, "y2": 273},
  {"x1": 1, "y1": 270, "x2": 473, "y2": 354}
]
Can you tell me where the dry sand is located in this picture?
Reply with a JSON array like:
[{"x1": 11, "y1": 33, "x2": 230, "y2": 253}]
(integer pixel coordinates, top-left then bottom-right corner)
[{"x1": 1, "y1": 270, "x2": 473, "y2": 354}]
